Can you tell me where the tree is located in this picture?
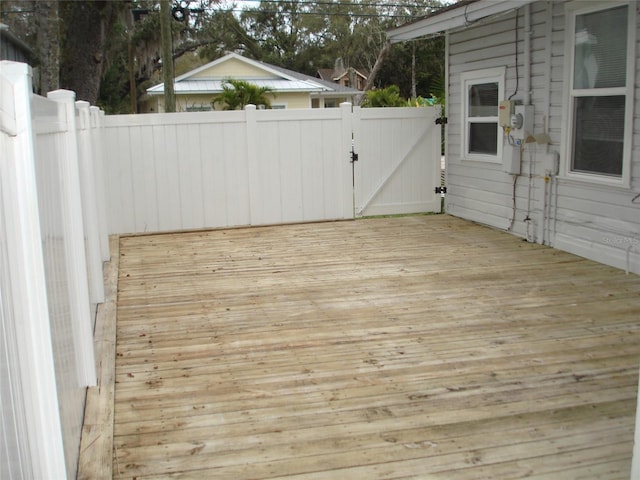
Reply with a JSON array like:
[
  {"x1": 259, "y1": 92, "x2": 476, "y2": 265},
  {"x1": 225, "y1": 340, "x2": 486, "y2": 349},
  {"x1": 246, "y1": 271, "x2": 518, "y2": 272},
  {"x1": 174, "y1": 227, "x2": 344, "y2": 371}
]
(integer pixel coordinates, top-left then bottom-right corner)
[
  {"x1": 377, "y1": 36, "x2": 445, "y2": 100},
  {"x1": 35, "y1": 0, "x2": 60, "y2": 94},
  {"x1": 59, "y1": 1, "x2": 123, "y2": 104},
  {"x1": 360, "y1": 85, "x2": 406, "y2": 108},
  {"x1": 1, "y1": 0, "x2": 446, "y2": 113},
  {"x1": 159, "y1": 0, "x2": 176, "y2": 112},
  {"x1": 212, "y1": 79, "x2": 274, "y2": 110}
]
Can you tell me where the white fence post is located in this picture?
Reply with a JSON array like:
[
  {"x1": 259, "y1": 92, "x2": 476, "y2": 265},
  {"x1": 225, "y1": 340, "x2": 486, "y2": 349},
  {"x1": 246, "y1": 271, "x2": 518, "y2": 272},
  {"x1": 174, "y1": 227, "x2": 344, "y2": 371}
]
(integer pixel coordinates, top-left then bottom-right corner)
[
  {"x1": 76, "y1": 101, "x2": 105, "y2": 308},
  {"x1": 340, "y1": 102, "x2": 356, "y2": 219},
  {"x1": 245, "y1": 104, "x2": 261, "y2": 224},
  {"x1": 0, "y1": 60, "x2": 68, "y2": 480},
  {"x1": 47, "y1": 89, "x2": 97, "y2": 387},
  {"x1": 91, "y1": 107, "x2": 110, "y2": 262}
]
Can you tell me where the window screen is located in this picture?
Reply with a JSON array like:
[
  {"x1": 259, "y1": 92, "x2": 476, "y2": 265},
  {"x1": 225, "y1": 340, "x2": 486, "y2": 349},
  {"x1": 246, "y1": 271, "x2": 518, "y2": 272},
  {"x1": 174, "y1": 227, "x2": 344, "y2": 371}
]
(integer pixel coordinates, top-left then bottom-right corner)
[
  {"x1": 468, "y1": 82, "x2": 498, "y2": 155},
  {"x1": 570, "y1": 4, "x2": 629, "y2": 178}
]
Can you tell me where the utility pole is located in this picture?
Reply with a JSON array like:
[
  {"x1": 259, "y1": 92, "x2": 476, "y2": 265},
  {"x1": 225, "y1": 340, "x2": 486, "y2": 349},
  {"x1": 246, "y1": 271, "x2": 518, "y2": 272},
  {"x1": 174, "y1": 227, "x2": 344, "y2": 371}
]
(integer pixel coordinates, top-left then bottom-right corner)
[
  {"x1": 126, "y1": 3, "x2": 137, "y2": 113},
  {"x1": 160, "y1": 0, "x2": 175, "y2": 112},
  {"x1": 411, "y1": 42, "x2": 417, "y2": 100}
]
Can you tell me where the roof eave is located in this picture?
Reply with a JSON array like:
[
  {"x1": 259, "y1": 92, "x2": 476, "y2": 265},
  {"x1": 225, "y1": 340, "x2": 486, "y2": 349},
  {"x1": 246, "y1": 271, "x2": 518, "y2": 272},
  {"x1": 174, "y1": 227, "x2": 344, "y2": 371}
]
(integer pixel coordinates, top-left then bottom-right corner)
[
  {"x1": 0, "y1": 23, "x2": 35, "y2": 57},
  {"x1": 387, "y1": 0, "x2": 536, "y2": 43},
  {"x1": 147, "y1": 88, "x2": 328, "y2": 95}
]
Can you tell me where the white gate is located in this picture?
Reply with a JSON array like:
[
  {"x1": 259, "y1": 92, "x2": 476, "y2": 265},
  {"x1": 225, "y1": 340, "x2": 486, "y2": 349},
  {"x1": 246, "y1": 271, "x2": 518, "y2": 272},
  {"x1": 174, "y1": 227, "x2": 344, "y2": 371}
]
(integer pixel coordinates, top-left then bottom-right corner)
[
  {"x1": 353, "y1": 105, "x2": 442, "y2": 217},
  {"x1": 103, "y1": 103, "x2": 442, "y2": 235}
]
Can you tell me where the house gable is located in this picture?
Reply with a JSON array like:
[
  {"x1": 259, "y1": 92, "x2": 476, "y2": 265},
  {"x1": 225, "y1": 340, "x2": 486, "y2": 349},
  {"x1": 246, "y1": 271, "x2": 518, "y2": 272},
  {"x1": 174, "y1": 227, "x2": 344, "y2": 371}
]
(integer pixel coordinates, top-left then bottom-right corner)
[
  {"x1": 190, "y1": 56, "x2": 282, "y2": 80},
  {"x1": 144, "y1": 52, "x2": 362, "y2": 111}
]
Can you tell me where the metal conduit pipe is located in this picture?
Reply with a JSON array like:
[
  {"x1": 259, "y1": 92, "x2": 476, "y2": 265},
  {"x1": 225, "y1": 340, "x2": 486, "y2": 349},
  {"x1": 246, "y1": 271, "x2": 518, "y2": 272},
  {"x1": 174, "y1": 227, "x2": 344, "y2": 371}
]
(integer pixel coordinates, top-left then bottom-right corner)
[{"x1": 523, "y1": 4, "x2": 532, "y2": 106}]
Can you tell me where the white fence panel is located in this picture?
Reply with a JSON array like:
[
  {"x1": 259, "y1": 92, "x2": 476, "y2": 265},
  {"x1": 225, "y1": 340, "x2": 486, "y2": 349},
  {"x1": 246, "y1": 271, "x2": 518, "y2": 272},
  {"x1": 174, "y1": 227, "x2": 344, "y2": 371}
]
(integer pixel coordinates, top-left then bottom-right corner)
[
  {"x1": 76, "y1": 101, "x2": 105, "y2": 307},
  {"x1": 0, "y1": 61, "x2": 67, "y2": 480},
  {"x1": 353, "y1": 106, "x2": 442, "y2": 216},
  {"x1": 90, "y1": 107, "x2": 111, "y2": 262},
  {"x1": 0, "y1": 60, "x2": 106, "y2": 480},
  {"x1": 32, "y1": 89, "x2": 97, "y2": 479},
  {"x1": 104, "y1": 111, "x2": 252, "y2": 233},
  {"x1": 248, "y1": 104, "x2": 353, "y2": 225},
  {"x1": 104, "y1": 106, "x2": 354, "y2": 234}
]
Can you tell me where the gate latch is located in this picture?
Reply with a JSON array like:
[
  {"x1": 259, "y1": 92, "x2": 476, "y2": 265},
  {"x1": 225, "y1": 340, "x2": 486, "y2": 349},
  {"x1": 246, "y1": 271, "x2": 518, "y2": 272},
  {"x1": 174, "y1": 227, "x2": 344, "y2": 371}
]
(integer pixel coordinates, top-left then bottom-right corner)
[{"x1": 350, "y1": 147, "x2": 359, "y2": 163}]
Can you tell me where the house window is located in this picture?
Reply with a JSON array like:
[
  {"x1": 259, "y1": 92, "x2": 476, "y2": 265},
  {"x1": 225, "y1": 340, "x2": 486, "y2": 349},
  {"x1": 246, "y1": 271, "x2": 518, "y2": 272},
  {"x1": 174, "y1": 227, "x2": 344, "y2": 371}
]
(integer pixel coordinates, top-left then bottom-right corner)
[
  {"x1": 186, "y1": 105, "x2": 213, "y2": 112},
  {"x1": 564, "y1": 1, "x2": 635, "y2": 185},
  {"x1": 461, "y1": 68, "x2": 505, "y2": 163}
]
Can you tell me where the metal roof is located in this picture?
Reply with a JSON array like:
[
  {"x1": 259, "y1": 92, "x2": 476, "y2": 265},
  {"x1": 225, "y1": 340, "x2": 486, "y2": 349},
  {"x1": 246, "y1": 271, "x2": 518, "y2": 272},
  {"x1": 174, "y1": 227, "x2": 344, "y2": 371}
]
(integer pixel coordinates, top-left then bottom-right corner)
[
  {"x1": 267, "y1": 63, "x2": 363, "y2": 95},
  {"x1": 147, "y1": 52, "x2": 363, "y2": 96},
  {"x1": 148, "y1": 78, "x2": 326, "y2": 95}
]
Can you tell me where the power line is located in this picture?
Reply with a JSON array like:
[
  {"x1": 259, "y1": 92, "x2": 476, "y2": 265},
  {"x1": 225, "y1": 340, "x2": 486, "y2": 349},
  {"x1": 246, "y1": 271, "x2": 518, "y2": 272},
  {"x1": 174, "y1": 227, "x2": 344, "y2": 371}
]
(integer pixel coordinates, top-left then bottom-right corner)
[
  {"x1": 223, "y1": 8, "x2": 425, "y2": 18},
  {"x1": 233, "y1": 0, "x2": 443, "y2": 8},
  {"x1": 213, "y1": 0, "x2": 443, "y2": 18},
  {"x1": 214, "y1": 0, "x2": 445, "y2": 17}
]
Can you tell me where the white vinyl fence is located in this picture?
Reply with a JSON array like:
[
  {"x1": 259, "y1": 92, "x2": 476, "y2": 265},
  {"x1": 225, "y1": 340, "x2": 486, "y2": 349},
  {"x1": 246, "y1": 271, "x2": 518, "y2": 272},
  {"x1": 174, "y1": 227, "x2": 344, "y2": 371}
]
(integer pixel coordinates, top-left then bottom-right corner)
[
  {"x1": 0, "y1": 59, "x2": 440, "y2": 478},
  {"x1": 104, "y1": 103, "x2": 442, "y2": 234},
  {"x1": 0, "y1": 61, "x2": 108, "y2": 480},
  {"x1": 354, "y1": 106, "x2": 442, "y2": 217}
]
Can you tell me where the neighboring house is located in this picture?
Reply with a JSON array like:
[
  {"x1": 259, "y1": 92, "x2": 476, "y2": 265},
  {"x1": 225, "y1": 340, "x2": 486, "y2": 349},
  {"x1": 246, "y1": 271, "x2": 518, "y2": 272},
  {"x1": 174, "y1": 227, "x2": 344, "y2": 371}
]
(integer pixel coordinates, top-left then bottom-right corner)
[
  {"x1": 317, "y1": 60, "x2": 369, "y2": 91},
  {"x1": 0, "y1": 23, "x2": 33, "y2": 65},
  {"x1": 144, "y1": 52, "x2": 363, "y2": 112},
  {"x1": 388, "y1": 0, "x2": 640, "y2": 276}
]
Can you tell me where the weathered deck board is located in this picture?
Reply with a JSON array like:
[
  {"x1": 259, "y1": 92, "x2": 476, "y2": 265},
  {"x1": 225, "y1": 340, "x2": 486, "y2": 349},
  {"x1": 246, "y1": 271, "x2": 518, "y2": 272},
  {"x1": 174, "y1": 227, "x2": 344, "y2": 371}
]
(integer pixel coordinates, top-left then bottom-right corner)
[
  {"x1": 78, "y1": 235, "x2": 119, "y2": 480},
  {"x1": 112, "y1": 215, "x2": 640, "y2": 479}
]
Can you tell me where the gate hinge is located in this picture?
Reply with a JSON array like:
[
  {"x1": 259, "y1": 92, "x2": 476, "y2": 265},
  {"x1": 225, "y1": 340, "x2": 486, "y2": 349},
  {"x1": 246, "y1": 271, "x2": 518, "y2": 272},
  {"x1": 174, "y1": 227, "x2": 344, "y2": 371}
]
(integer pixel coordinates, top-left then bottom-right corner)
[
  {"x1": 435, "y1": 186, "x2": 447, "y2": 195},
  {"x1": 435, "y1": 117, "x2": 448, "y2": 125},
  {"x1": 350, "y1": 149, "x2": 359, "y2": 163}
]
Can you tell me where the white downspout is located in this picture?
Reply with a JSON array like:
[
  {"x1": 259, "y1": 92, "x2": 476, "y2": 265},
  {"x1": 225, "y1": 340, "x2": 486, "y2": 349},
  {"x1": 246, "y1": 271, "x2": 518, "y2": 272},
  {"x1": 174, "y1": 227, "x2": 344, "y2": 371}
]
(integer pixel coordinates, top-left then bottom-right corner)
[
  {"x1": 522, "y1": 4, "x2": 535, "y2": 241},
  {"x1": 523, "y1": 4, "x2": 532, "y2": 106},
  {"x1": 443, "y1": 30, "x2": 450, "y2": 214},
  {"x1": 632, "y1": 364, "x2": 640, "y2": 479}
]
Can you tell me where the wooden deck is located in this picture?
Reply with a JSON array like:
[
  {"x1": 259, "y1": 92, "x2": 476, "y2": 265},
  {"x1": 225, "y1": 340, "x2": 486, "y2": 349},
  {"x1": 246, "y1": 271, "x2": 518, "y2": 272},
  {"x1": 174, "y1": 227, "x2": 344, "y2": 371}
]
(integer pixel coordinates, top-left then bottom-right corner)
[{"x1": 109, "y1": 215, "x2": 640, "y2": 479}]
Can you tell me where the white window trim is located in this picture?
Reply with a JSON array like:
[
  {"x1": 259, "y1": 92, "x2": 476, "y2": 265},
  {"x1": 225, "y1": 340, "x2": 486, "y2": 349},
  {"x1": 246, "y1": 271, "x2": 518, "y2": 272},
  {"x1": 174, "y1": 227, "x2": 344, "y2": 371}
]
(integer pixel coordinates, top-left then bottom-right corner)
[
  {"x1": 460, "y1": 67, "x2": 505, "y2": 164},
  {"x1": 560, "y1": 0, "x2": 636, "y2": 188}
]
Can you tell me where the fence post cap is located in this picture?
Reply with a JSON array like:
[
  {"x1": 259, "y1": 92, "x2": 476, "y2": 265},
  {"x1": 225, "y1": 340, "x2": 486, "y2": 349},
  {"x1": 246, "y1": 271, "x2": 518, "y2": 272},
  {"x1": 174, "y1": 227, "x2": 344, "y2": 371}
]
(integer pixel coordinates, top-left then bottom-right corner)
[
  {"x1": 47, "y1": 89, "x2": 76, "y2": 102},
  {"x1": 0, "y1": 60, "x2": 32, "y2": 78}
]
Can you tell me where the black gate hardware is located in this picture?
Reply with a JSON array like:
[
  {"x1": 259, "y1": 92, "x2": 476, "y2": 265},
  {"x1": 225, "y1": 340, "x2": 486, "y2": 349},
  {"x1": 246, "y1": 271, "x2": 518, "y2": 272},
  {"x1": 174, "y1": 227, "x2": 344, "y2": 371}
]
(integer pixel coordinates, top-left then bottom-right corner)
[
  {"x1": 350, "y1": 147, "x2": 359, "y2": 163},
  {"x1": 435, "y1": 186, "x2": 447, "y2": 195},
  {"x1": 435, "y1": 117, "x2": 448, "y2": 125}
]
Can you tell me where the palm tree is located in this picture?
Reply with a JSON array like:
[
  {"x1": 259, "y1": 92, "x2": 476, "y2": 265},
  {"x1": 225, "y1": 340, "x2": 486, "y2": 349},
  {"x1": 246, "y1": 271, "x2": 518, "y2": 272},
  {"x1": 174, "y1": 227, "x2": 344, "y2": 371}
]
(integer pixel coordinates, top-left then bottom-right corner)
[
  {"x1": 360, "y1": 85, "x2": 406, "y2": 108},
  {"x1": 212, "y1": 79, "x2": 275, "y2": 110}
]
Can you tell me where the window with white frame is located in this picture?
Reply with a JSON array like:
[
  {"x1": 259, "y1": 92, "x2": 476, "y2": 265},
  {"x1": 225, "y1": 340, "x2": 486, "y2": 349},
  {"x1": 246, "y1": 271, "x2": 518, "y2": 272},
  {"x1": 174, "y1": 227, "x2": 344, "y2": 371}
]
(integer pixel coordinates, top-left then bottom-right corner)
[
  {"x1": 461, "y1": 68, "x2": 505, "y2": 163},
  {"x1": 564, "y1": 1, "x2": 635, "y2": 185},
  {"x1": 186, "y1": 105, "x2": 213, "y2": 112}
]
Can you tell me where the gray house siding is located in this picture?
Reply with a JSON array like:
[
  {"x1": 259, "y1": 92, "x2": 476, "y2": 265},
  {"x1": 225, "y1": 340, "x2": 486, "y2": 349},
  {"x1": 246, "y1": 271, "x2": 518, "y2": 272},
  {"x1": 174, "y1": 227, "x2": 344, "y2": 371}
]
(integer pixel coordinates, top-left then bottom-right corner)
[
  {"x1": 445, "y1": 1, "x2": 639, "y2": 275},
  {"x1": 0, "y1": 25, "x2": 33, "y2": 65},
  {"x1": 446, "y1": 4, "x2": 550, "y2": 234}
]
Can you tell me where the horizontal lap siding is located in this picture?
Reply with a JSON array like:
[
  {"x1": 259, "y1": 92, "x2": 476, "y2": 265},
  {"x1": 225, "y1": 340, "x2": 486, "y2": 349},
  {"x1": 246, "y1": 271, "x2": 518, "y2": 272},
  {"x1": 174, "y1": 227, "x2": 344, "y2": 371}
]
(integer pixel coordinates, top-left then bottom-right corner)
[
  {"x1": 446, "y1": 1, "x2": 640, "y2": 274},
  {"x1": 447, "y1": 6, "x2": 550, "y2": 234},
  {"x1": 548, "y1": 1, "x2": 640, "y2": 274}
]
